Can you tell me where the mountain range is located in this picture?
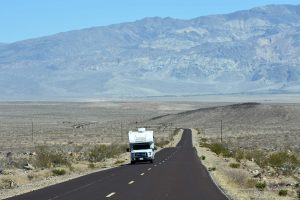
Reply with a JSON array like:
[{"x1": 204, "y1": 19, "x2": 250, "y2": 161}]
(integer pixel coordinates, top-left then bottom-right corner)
[{"x1": 0, "y1": 4, "x2": 300, "y2": 100}]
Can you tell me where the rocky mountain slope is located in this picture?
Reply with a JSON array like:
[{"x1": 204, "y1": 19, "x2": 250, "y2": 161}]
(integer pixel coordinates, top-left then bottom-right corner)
[{"x1": 0, "y1": 4, "x2": 300, "y2": 99}]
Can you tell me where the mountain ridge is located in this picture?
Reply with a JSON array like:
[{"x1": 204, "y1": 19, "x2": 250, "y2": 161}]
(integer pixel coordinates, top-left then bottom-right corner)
[{"x1": 0, "y1": 4, "x2": 300, "y2": 100}]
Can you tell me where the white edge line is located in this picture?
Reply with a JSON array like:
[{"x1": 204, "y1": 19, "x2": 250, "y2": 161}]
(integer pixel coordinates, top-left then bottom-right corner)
[
  {"x1": 206, "y1": 170, "x2": 231, "y2": 200},
  {"x1": 106, "y1": 192, "x2": 116, "y2": 198}
]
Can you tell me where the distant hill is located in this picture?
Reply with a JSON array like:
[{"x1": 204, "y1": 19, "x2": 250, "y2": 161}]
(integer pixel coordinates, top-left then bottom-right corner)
[
  {"x1": 145, "y1": 102, "x2": 300, "y2": 149},
  {"x1": 0, "y1": 4, "x2": 300, "y2": 100}
]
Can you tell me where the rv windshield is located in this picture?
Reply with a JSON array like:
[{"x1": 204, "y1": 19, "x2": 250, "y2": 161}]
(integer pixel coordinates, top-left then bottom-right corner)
[{"x1": 132, "y1": 143, "x2": 150, "y2": 150}]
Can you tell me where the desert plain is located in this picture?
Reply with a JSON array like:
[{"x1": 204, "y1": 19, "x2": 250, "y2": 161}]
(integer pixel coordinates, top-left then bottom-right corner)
[{"x1": 0, "y1": 100, "x2": 300, "y2": 199}]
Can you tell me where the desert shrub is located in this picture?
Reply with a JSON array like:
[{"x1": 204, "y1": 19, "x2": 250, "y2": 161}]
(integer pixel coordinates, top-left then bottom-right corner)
[
  {"x1": 278, "y1": 189, "x2": 288, "y2": 196},
  {"x1": 200, "y1": 138, "x2": 208, "y2": 143},
  {"x1": 0, "y1": 178, "x2": 12, "y2": 189},
  {"x1": 34, "y1": 146, "x2": 70, "y2": 168},
  {"x1": 246, "y1": 179, "x2": 257, "y2": 188},
  {"x1": 245, "y1": 150, "x2": 267, "y2": 168},
  {"x1": 268, "y1": 152, "x2": 299, "y2": 172},
  {"x1": 208, "y1": 167, "x2": 216, "y2": 171},
  {"x1": 209, "y1": 143, "x2": 231, "y2": 157},
  {"x1": 255, "y1": 181, "x2": 266, "y2": 190},
  {"x1": 0, "y1": 178, "x2": 19, "y2": 189},
  {"x1": 200, "y1": 155, "x2": 206, "y2": 160},
  {"x1": 229, "y1": 163, "x2": 240, "y2": 168},
  {"x1": 52, "y1": 168, "x2": 66, "y2": 176},
  {"x1": 27, "y1": 174, "x2": 34, "y2": 181},
  {"x1": 12, "y1": 158, "x2": 30, "y2": 169},
  {"x1": 156, "y1": 138, "x2": 169, "y2": 148},
  {"x1": 297, "y1": 189, "x2": 300, "y2": 198},
  {"x1": 88, "y1": 163, "x2": 95, "y2": 168},
  {"x1": 223, "y1": 169, "x2": 250, "y2": 188},
  {"x1": 241, "y1": 150, "x2": 299, "y2": 173},
  {"x1": 199, "y1": 142, "x2": 232, "y2": 157},
  {"x1": 88, "y1": 144, "x2": 126, "y2": 162},
  {"x1": 174, "y1": 128, "x2": 181, "y2": 136},
  {"x1": 200, "y1": 142, "x2": 209, "y2": 148},
  {"x1": 114, "y1": 160, "x2": 124, "y2": 165},
  {"x1": 233, "y1": 149, "x2": 244, "y2": 162}
]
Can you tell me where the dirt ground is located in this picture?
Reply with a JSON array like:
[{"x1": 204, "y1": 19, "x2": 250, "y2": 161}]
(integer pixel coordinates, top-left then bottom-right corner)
[
  {"x1": 1, "y1": 101, "x2": 300, "y2": 199},
  {"x1": 0, "y1": 101, "x2": 208, "y2": 152}
]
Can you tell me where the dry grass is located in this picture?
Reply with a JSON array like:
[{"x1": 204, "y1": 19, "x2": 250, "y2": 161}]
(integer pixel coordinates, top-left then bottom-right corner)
[
  {"x1": 223, "y1": 168, "x2": 252, "y2": 188},
  {"x1": 0, "y1": 173, "x2": 29, "y2": 189},
  {"x1": 191, "y1": 129, "x2": 297, "y2": 200},
  {"x1": 87, "y1": 144, "x2": 127, "y2": 162}
]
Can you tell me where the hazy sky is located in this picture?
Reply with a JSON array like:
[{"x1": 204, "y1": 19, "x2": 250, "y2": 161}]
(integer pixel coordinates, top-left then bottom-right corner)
[{"x1": 1, "y1": 0, "x2": 299, "y2": 43}]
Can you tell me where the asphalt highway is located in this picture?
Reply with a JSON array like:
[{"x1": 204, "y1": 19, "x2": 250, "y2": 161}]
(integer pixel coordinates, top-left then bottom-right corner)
[{"x1": 7, "y1": 129, "x2": 228, "y2": 200}]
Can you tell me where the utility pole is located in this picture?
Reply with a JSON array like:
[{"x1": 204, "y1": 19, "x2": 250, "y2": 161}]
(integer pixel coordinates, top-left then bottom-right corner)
[
  {"x1": 220, "y1": 120, "x2": 223, "y2": 143},
  {"x1": 111, "y1": 123, "x2": 113, "y2": 142},
  {"x1": 120, "y1": 121, "x2": 123, "y2": 143},
  {"x1": 31, "y1": 121, "x2": 34, "y2": 145}
]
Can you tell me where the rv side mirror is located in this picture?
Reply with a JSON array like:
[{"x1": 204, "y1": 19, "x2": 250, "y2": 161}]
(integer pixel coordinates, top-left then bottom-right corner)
[
  {"x1": 154, "y1": 147, "x2": 157, "y2": 151},
  {"x1": 126, "y1": 148, "x2": 130, "y2": 152}
]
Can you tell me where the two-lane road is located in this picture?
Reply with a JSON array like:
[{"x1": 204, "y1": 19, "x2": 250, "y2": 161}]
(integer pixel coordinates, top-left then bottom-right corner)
[{"x1": 8, "y1": 129, "x2": 228, "y2": 200}]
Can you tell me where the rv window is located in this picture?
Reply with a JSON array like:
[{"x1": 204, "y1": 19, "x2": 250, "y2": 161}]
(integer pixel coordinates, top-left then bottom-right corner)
[{"x1": 132, "y1": 143, "x2": 150, "y2": 150}]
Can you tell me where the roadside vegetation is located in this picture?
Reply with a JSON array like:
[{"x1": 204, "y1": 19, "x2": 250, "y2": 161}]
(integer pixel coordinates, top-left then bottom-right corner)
[
  {"x1": 0, "y1": 144, "x2": 128, "y2": 191},
  {"x1": 34, "y1": 146, "x2": 71, "y2": 168},
  {"x1": 87, "y1": 144, "x2": 127, "y2": 163},
  {"x1": 195, "y1": 129, "x2": 300, "y2": 199},
  {"x1": 200, "y1": 140, "x2": 300, "y2": 174},
  {"x1": 0, "y1": 127, "x2": 182, "y2": 197},
  {"x1": 156, "y1": 128, "x2": 181, "y2": 148}
]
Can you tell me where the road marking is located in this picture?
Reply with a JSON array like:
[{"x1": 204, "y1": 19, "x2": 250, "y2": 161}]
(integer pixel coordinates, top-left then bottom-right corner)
[
  {"x1": 154, "y1": 164, "x2": 157, "y2": 167},
  {"x1": 163, "y1": 160, "x2": 165, "y2": 163},
  {"x1": 148, "y1": 168, "x2": 151, "y2": 171},
  {"x1": 140, "y1": 173, "x2": 144, "y2": 176},
  {"x1": 159, "y1": 162, "x2": 162, "y2": 164},
  {"x1": 106, "y1": 192, "x2": 116, "y2": 198},
  {"x1": 128, "y1": 181, "x2": 135, "y2": 185}
]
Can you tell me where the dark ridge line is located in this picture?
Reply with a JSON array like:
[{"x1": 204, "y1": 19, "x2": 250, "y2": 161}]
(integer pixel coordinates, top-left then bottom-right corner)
[{"x1": 177, "y1": 102, "x2": 261, "y2": 116}]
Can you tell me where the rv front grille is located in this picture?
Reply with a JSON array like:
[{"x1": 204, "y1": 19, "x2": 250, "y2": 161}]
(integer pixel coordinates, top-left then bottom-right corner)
[{"x1": 134, "y1": 152, "x2": 147, "y2": 158}]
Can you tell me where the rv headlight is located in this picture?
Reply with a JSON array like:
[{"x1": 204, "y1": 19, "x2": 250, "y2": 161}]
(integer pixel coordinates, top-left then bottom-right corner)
[{"x1": 148, "y1": 152, "x2": 152, "y2": 156}]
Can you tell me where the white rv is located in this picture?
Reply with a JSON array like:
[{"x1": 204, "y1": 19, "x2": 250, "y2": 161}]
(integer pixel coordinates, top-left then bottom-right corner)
[{"x1": 128, "y1": 128, "x2": 155, "y2": 164}]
